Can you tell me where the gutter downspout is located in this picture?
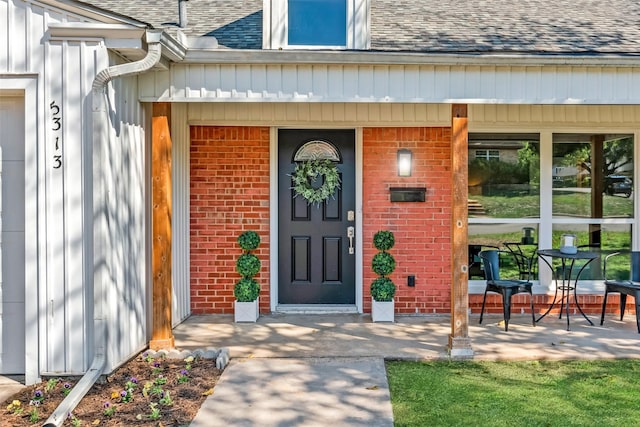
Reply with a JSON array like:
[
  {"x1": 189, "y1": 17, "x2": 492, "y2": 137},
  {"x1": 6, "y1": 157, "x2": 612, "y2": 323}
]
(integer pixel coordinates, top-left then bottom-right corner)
[{"x1": 43, "y1": 30, "x2": 162, "y2": 427}]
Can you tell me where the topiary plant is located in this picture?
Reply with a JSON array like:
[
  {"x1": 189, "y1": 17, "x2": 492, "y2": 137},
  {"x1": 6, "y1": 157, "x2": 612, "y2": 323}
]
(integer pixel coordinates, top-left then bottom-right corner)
[
  {"x1": 372, "y1": 252, "x2": 396, "y2": 277},
  {"x1": 234, "y1": 278, "x2": 260, "y2": 302},
  {"x1": 370, "y1": 230, "x2": 396, "y2": 302},
  {"x1": 370, "y1": 278, "x2": 396, "y2": 302},
  {"x1": 234, "y1": 230, "x2": 261, "y2": 302},
  {"x1": 373, "y1": 230, "x2": 395, "y2": 252},
  {"x1": 238, "y1": 230, "x2": 260, "y2": 251},
  {"x1": 236, "y1": 253, "x2": 261, "y2": 278}
]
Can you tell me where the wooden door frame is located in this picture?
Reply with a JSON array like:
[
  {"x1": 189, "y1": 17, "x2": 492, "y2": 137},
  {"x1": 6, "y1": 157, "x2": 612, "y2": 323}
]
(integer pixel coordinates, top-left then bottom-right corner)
[{"x1": 269, "y1": 127, "x2": 364, "y2": 312}]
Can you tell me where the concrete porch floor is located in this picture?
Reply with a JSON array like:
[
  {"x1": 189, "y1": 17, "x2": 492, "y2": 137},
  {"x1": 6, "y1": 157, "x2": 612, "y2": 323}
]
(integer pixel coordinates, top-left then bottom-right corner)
[
  {"x1": 2, "y1": 313, "x2": 638, "y2": 427},
  {"x1": 179, "y1": 313, "x2": 640, "y2": 426},
  {"x1": 173, "y1": 312, "x2": 640, "y2": 361}
]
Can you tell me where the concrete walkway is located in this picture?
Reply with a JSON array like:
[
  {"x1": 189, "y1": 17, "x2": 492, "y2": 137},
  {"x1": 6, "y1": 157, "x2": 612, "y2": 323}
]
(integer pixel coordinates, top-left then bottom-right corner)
[
  {"x1": 0, "y1": 375, "x2": 26, "y2": 405},
  {"x1": 174, "y1": 313, "x2": 640, "y2": 426}
]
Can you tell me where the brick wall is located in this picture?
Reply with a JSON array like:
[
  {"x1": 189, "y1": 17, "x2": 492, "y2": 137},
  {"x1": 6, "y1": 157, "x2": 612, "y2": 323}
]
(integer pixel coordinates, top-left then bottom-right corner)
[
  {"x1": 190, "y1": 126, "x2": 270, "y2": 314},
  {"x1": 188, "y1": 125, "x2": 626, "y2": 318},
  {"x1": 362, "y1": 127, "x2": 452, "y2": 314},
  {"x1": 469, "y1": 293, "x2": 635, "y2": 317}
]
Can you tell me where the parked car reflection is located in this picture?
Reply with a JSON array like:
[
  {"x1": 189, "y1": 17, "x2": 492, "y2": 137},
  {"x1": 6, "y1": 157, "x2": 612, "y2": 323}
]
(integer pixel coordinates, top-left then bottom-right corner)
[{"x1": 604, "y1": 175, "x2": 632, "y2": 198}]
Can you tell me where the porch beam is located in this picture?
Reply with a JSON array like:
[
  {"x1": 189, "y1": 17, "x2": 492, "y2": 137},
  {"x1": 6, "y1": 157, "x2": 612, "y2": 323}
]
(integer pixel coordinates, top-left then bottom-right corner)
[
  {"x1": 149, "y1": 102, "x2": 175, "y2": 350},
  {"x1": 449, "y1": 104, "x2": 473, "y2": 357}
]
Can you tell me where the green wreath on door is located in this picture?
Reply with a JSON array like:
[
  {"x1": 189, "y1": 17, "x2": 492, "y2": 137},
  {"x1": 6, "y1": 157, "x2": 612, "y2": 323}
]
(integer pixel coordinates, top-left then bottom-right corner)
[{"x1": 291, "y1": 159, "x2": 341, "y2": 206}]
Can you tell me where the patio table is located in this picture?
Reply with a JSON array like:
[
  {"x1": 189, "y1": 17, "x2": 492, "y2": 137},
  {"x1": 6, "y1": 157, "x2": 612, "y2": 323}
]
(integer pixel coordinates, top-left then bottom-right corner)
[{"x1": 536, "y1": 248, "x2": 599, "y2": 331}]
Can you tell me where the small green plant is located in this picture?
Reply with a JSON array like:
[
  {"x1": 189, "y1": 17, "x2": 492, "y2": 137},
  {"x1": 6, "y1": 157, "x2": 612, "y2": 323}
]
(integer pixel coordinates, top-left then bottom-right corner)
[
  {"x1": 154, "y1": 375, "x2": 168, "y2": 386},
  {"x1": 103, "y1": 401, "x2": 116, "y2": 417},
  {"x1": 151, "y1": 360, "x2": 163, "y2": 375},
  {"x1": 142, "y1": 351, "x2": 153, "y2": 363},
  {"x1": 150, "y1": 385, "x2": 164, "y2": 396},
  {"x1": 142, "y1": 381, "x2": 153, "y2": 397},
  {"x1": 234, "y1": 230, "x2": 262, "y2": 303},
  {"x1": 370, "y1": 230, "x2": 397, "y2": 302},
  {"x1": 184, "y1": 355, "x2": 195, "y2": 370},
  {"x1": 126, "y1": 377, "x2": 139, "y2": 390},
  {"x1": 148, "y1": 402, "x2": 161, "y2": 420},
  {"x1": 62, "y1": 382, "x2": 72, "y2": 396},
  {"x1": 137, "y1": 402, "x2": 162, "y2": 421},
  {"x1": 45, "y1": 378, "x2": 59, "y2": 393},
  {"x1": 159, "y1": 390, "x2": 173, "y2": 406},
  {"x1": 6, "y1": 400, "x2": 23, "y2": 415},
  {"x1": 30, "y1": 389, "x2": 44, "y2": 406},
  {"x1": 120, "y1": 388, "x2": 133, "y2": 403},
  {"x1": 28, "y1": 408, "x2": 40, "y2": 423},
  {"x1": 68, "y1": 412, "x2": 82, "y2": 426},
  {"x1": 178, "y1": 369, "x2": 190, "y2": 384}
]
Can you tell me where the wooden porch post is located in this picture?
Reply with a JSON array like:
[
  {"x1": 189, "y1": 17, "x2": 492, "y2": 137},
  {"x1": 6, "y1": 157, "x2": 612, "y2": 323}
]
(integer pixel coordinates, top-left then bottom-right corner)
[
  {"x1": 590, "y1": 135, "x2": 604, "y2": 245},
  {"x1": 149, "y1": 102, "x2": 175, "y2": 350},
  {"x1": 449, "y1": 104, "x2": 473, "y2": 357}
]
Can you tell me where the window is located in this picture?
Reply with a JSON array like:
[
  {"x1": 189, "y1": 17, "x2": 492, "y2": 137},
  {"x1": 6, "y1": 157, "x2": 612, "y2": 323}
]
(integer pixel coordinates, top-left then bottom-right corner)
[
  {"x1": 475, "y1": 150, "x2": 500, "y2": 161},
  {"x1": 552, "y1": 134, "x2": 633, "y2": 219},
  {"x1": 467, "y1": 131, "x2": 636, "y2": 293},
  {"x1": 288, "y1": 0, "x2": 346, "y2": 46},
  {"x1": 468, "y1": 134, "x2": 540, "y2": 219},
  {"x1": 264, "y1": 0, "x2": 370, "y2": 49}
]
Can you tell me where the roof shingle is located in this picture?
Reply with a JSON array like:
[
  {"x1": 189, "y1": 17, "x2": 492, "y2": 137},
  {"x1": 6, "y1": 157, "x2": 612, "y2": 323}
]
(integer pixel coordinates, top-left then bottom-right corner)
[{"x1": 78, "y1": 0, "x2": 640, "y2": 54}]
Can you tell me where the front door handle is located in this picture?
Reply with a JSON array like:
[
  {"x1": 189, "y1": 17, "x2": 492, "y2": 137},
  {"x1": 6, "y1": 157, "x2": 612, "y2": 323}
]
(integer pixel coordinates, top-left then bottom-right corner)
[{"x1": 347, "y1": 226, "x2": 355, "y2": 254}]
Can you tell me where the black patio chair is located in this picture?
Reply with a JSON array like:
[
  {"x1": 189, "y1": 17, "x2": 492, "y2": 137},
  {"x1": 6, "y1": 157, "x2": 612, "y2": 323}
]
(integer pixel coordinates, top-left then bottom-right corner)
[
  {"x1": 600, "y1": 251, "x2": 640, "y2": 333},
  {"x1": 468, "y1": 244, "x2": 500, "y2": 279},
  {"x1": 504, "y1": 242, "x2": 538, "y2": 280},
  {"x1": 479, "y1": 250, "x2": 535, "y2": 332}
]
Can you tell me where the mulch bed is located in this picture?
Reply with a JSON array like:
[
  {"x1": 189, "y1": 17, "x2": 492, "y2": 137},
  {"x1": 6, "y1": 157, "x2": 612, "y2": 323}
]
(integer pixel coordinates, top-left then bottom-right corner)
[{"x1": 1, "y1": 351, "x2": 222, "y2": 426}]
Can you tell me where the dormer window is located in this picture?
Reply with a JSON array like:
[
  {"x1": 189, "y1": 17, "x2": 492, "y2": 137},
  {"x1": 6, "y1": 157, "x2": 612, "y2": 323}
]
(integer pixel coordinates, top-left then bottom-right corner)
[
  {"x1": 289, "y1": 0, "x2": 346, "y2": 46},
  {"x1": 264, "y1": 0, "x2": 370, "y2": 50}
]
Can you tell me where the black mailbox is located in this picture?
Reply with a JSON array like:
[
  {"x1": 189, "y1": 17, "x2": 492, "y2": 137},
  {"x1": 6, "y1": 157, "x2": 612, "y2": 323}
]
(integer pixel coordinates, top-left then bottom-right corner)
[{"x1": 389, "y1": 187, "x2": 426, "y2": 202}]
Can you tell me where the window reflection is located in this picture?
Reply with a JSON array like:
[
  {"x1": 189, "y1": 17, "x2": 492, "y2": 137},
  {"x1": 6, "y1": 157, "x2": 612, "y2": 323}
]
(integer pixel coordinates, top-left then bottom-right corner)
[
  {"x1": 469, "y1": 223, "x2": 539, "y2": 280},
  {"x1": 552, "y1": 134, "x2": 634, "y2": 218},
  {"x1": 550, "y1": 224, "x2": 632, "y2": 280},
  {"x1": 468, "y1": 134, "x2": 540, "y2": 218}
]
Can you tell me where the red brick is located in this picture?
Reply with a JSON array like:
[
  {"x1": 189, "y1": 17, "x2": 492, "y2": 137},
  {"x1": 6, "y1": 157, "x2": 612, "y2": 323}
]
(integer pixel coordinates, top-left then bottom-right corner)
[
  {"x1": 363, "y1": 127, "x2": 453, "y2": 314},
  {"x1": 190, "y1": 126, "x2": 270, "y2": 313}
]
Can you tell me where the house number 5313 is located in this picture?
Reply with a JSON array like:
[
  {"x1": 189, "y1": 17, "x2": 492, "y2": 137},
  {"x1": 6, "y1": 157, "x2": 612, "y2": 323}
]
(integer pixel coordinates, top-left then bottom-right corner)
[{"x1": 50, "y1": 101, "x2": 63, "y2": 169}]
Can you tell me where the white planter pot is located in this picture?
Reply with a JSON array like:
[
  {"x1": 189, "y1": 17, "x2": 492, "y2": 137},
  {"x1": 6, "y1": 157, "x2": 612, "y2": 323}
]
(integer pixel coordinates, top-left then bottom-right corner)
[
  {"x1": 234, "y1": 298, "x2": 259, "y2": 323},
  {"x1": 371, "y1": 298, "x2": 394, "y2": 322}
]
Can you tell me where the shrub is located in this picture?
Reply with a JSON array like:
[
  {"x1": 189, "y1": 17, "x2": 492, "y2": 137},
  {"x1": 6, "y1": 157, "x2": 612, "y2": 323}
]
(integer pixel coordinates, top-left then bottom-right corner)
[
  {"x1": 234, "y1": 278, "x2": 260, "y2": 302},
  {"x1": 372, "y1": 252, "x2": 396, "y2": 277},
  {"x1": 236, "y1": 254, "x2": 261, "y2": 277},
  {"x1": 373, "y1": 230, "x2": 395, "y2": 251},
  {"x1": 370, "y1": 278, "x2": 396, "y2": 302},
  {"x1": 237, "y1": 230, "x2": 260, "y2": 251}
]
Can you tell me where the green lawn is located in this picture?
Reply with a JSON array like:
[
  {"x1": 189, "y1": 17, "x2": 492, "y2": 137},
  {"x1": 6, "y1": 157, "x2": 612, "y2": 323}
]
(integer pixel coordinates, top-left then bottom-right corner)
[
  {"x1": 387, "y1": 360, "x2": 640, "y2": 427},
  {"x1": 472, "y1": 192, "x2": 633, "y2": 218}
]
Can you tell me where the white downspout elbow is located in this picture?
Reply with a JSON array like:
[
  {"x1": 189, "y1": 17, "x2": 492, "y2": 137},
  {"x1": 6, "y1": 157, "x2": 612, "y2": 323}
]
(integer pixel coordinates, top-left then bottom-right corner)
[{"x1": 43, "y1": 30, "x2": 162, "y2": 427}]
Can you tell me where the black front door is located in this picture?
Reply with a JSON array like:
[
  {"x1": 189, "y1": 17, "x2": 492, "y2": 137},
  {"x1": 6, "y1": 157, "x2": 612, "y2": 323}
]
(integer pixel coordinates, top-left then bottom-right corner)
[{"x1": 278, "y1": 129, "x2": 356, "y2": 304}]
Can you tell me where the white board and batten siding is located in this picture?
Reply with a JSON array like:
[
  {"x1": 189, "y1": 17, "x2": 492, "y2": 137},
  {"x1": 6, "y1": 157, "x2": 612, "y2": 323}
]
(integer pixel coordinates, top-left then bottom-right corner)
[
  {"x1": 171, "y1": 104, "x2": 191, "y2": 326},
  {"x1": 2, "y1": 0, "x2": 151, "y2": 382},
  {"x1": 141, "y1": 63, "x2": 640, "y2": 105}
]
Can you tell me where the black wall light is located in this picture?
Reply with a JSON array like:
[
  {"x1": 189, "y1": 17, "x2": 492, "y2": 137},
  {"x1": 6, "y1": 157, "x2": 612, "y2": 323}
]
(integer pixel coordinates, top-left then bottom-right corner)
[{"x1": 397, "y1": 149, "x2": 412, "y2": 177}]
